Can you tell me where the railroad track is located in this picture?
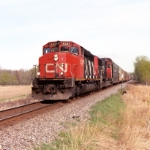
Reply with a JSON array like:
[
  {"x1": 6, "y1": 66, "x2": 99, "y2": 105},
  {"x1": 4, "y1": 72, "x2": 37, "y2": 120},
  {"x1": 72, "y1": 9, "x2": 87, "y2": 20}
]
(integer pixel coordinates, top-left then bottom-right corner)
[
  {"x1": 0, "y1": 102, "x2": 52, "y2": 121},
  {"x1": 0, "y1": 85, "x2": 118, "y2": 123},
  {"x1": 0, "y1": 100, "x2": 67, "y2": 129},
  {"x1": 0, "y1": 82, "x2": 128, "y2": 129}
]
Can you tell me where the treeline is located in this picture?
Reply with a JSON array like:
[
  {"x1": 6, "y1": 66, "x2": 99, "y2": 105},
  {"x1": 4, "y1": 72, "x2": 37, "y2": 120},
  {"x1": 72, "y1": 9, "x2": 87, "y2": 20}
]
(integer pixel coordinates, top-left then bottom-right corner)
[
  {"x1": 134, "y1": 56, "x2": 150, "y2": 85},
  {"x1": 0, "y1": 68, "x2": 35, "y2": 85}
]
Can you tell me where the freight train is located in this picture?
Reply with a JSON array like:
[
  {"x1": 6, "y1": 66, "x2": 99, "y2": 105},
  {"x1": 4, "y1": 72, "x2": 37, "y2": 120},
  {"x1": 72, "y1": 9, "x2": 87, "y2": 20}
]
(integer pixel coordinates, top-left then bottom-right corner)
[{"x1": 32, "y1": 41, "x2": 130, "y2": 100}]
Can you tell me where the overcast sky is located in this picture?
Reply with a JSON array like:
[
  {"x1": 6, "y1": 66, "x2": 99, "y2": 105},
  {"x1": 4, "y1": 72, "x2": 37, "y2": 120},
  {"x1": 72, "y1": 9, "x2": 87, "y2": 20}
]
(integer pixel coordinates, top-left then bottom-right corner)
[{"x1": 0, "y1": 0, "x2": 150, "y2": 72}]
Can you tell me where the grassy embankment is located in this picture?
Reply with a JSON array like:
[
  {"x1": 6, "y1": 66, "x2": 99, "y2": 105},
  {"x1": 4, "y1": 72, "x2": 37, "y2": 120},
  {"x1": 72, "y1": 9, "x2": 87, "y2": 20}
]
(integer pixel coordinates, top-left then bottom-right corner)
[
  {"x1": 35, "y1": 84, "x2": 150, "y2": 150},
  {"x1": 0, "y1": 85, "x2": 31, "y2": 102}
]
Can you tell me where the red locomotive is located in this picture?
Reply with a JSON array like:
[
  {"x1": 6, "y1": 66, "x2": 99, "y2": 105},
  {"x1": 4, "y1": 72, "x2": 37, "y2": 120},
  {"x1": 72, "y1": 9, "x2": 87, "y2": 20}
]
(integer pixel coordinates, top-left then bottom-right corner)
[{"x1": 32, "y1": 41, "x2": 130, "y2": 100}]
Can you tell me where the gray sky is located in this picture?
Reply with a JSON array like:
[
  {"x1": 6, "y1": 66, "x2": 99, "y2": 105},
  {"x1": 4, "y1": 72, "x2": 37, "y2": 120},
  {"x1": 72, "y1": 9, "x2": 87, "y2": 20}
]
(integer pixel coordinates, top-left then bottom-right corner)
[{"x1": 0, "y1": 0, "x2": 150, "y2": 72}]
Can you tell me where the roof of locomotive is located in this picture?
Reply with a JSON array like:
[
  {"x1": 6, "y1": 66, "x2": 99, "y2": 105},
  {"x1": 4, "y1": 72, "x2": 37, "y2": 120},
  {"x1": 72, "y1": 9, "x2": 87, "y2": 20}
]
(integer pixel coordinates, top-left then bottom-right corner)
[
  {"x1": 101, "y1": 58, "x2": 113, "y2": 62},
  {"x1": 43, "y1": 41, "x2": 80, "y2": 47},
  {"x1": 43, "y1": 40, "x2": 94, "y2": 58},
  {"x1": 43, "y1": 40, "x2": 100, "y2": 60}
]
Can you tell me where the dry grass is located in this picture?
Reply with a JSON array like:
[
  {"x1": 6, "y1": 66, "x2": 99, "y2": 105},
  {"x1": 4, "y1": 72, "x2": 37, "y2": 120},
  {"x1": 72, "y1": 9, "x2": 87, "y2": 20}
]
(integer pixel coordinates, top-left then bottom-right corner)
[
  {"x1": 0, "y1": 85, "x2": 31, "y2": 102},
  {"x1": 65, "y1": 123, "x2": 119, "y2": 150},
  {"x1": 75, "y1": 85, "x2": 150, "y2": 150},
  {"x1": 57, "y1": 123, "x2": 118, "y2": 150},
  {"x1": 36, "y1": 84, "x2": 150, "y2": 150},
  {"x1": 119, "y1": 84, "x2": 150, "y2": 149},
  {"x1": 62, "y1": 84, "x2": 150, "y2": 150}
]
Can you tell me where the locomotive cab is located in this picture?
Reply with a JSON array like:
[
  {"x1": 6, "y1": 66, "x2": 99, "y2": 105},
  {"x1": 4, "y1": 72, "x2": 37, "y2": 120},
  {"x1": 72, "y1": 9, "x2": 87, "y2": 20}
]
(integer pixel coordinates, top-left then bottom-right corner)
[{"x1": 37, "y1": 41, "x2": 84, "y2": 79}]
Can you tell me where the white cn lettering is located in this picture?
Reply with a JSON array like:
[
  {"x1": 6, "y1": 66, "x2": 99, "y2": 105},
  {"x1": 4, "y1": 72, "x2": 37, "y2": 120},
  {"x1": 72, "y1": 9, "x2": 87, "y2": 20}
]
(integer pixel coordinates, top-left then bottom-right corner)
[
  {"x1": 57, "y1": 64, "x2": 68, "y2": 73},
  {"x1": 45, "y1": 63, "x2": 68, "y2": 73},
  {"x1": 46, "y1": 64, "x2": 55, "y2": 73}
]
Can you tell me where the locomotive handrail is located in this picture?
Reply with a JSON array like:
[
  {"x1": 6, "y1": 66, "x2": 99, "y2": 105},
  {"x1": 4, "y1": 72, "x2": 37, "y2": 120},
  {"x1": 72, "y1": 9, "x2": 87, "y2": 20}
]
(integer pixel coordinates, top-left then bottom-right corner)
[
  {"x1": 67, "y1": 63, "x2": 73, "y2": 78},
  {"x1": 69, "y1": 63, "x2": 78, "y2": 78},
  {"x1": 31, "y1": 65, "x2": 38, "y2": 79}
]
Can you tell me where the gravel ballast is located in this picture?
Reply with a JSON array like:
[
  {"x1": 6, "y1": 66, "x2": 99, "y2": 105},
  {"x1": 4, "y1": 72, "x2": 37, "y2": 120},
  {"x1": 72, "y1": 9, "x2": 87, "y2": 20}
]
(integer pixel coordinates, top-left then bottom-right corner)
[{"x1": 0, "y1": 83, "x2": 127, "y2": 150}]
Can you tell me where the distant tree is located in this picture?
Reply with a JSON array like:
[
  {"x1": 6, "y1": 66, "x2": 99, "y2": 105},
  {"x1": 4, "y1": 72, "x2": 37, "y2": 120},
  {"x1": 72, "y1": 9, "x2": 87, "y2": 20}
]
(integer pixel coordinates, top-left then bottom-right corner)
[
  {"x1": 18, "y1": 69, "x2": 33, "y2": 85},
  {"x1": 11, "y1": 75, "x2": 19, "y2": 85},
  {"x1": 15, "y1": 70, "x2": 20, "y2": 84},
  {"x1": 0, "y1": 68, "x2": 34, "y2": 85},
  {"x1": 0, "y1": 66, "x2": 1, "y2": 81},
  {"x1": 134, "y1": 56, "x2": 150, "y2": 85},
  {"x1": 0, "y1": 72, "x2": 11, "y2": 85}
]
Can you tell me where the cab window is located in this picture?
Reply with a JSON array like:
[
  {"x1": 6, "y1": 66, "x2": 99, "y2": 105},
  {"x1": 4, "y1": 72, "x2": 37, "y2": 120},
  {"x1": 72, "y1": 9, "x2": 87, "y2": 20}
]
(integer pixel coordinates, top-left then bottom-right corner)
[
  {"x1": 61, "y1": 46, "x2": 69, "y2": 52},
  {"x1": 51, "y1": 47, "x2": 59, "y2": 52},
  {"x1": 70, "y1": 47, "x2": 79, "y2": 55},
  {"x1": 43, "y1": 48, "x2": 50, "y2": 54}
]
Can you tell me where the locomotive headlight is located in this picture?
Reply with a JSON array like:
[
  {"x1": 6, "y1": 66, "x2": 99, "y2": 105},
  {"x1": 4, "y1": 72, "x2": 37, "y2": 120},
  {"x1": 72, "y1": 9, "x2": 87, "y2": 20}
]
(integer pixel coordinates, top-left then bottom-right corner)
[
  {"x1": 54, "y1": 54, "x2": 58, "y2": 61},
  {"x1": 37, "y1": 72, "x2": 40, "y2": 76}
]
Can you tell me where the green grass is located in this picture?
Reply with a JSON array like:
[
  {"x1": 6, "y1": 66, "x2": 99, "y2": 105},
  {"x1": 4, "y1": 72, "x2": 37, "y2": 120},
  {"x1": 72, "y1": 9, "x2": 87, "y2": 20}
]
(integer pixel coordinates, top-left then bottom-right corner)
[
  {"x1": 90, "y1": 93, "x2": 125, "y2": 125},
  {"x1": 89, "y1": 93, "x2": 126, "y2": 139},
  {"x1": 35, "y1": 92, "x2": 126, "y2": 150}
]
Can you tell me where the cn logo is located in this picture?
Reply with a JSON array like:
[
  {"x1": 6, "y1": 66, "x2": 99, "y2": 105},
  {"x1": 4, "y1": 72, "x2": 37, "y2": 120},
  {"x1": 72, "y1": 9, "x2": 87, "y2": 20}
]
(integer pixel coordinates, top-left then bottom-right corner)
[
  {"x1": 45, "y1": 63, "x2": 55, "y2": 73},
  {"x1": 46, "y1": 63, "x2": 68, "y2": 73},
  {"x1": 57, "y1": 64, "x2": 68, "y2": 72}
]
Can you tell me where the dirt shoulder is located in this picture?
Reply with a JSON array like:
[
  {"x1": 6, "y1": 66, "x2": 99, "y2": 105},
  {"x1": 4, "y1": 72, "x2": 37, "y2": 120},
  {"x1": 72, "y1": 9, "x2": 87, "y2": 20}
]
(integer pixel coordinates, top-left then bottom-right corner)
[{"x1": 0, "y1": 85, "x2": 39, "y2": 111}]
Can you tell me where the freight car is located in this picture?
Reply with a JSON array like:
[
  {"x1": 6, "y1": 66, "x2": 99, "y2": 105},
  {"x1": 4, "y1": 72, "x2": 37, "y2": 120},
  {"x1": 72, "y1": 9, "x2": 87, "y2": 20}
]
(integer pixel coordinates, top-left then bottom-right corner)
[{"x1": 32, "y1": 41, "x2": 130, "y2": 100}]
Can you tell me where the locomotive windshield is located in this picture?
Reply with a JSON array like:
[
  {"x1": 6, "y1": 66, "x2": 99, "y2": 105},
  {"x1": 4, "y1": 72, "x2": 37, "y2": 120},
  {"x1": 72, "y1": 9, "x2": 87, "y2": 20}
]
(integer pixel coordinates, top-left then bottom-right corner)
[
  {"x1": 43, "y1": 47, "x2": 58, "y2": 54},
  {"x1": 43, "y1": 45, "x2": 79, "y2": 55},
  {"x1": 61, "y1": 46, "x2": 69, "y2": 52},
  {"x1": 70, "y1": 47, "x2": 79, "y2": 55},
  {"x1": 43, "y1": 48, "x2": 50, "y2": 54},
  {"x1": 51, "y1": 47, "x2": 59, "y2": 52}
]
